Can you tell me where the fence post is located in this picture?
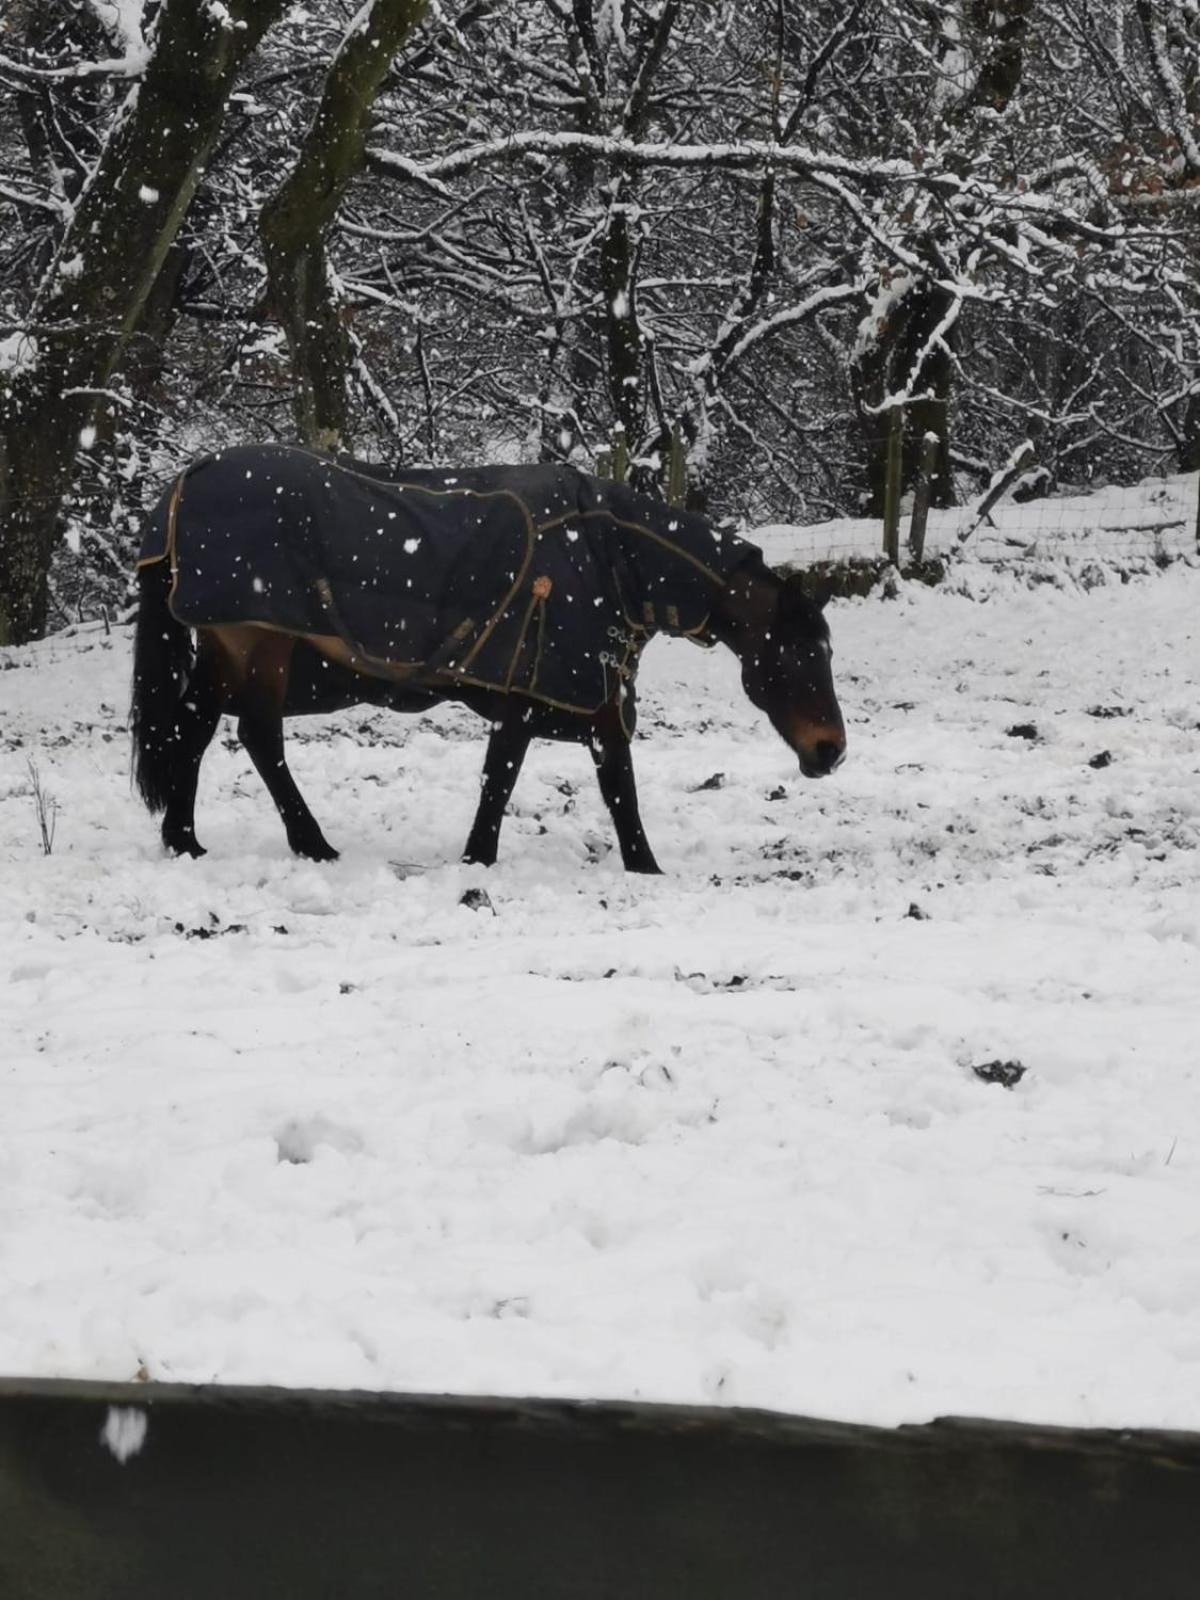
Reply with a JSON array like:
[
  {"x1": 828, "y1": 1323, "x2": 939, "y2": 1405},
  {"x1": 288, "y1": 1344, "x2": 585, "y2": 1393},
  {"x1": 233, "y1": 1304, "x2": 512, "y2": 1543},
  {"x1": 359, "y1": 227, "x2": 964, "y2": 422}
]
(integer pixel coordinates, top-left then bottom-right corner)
[
  {"x1": 908, "y1": 431, "x2": 939, "y2": 564},
  {"x1": 666, "y1": 423, "x2": 686, "y2": 506},
  {"x1": 957, "y1": 440, "x2": 1035, "y2": 547},
  {"x1": 882, "y1": 405, "x2": 903, "y2": 566},
  {"x1": 611, "y1": 424, "x2": 628, "y2": 484}
]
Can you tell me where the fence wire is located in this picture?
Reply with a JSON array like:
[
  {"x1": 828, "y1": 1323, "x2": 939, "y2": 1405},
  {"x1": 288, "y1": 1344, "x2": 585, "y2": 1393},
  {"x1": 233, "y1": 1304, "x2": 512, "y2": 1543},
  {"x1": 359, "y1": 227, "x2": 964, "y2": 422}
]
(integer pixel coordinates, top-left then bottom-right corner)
[{"x1": 754, "y1": 472, "x2": 1199, "y2": 578}]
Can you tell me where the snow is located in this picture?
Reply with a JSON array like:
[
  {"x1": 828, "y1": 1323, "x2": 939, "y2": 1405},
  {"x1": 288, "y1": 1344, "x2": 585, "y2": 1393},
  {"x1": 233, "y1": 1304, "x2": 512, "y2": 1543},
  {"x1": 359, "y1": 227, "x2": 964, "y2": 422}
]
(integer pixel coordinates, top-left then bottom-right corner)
[
  {"x1": 83, "y1": 0, "x2": 149, "y2": 74},
  {"x1": 1, "y1": 518, "x2": 1198, "y2": 1428},
  {"x1": 342, "y1": 2, "x2": 383, "y2": 46},
  {"x1": 853, "y1": 271, "x2": 915, "y2": 362},
  {"x1": 0, "y1": 332, "x2": 38, "y2": 377},
  {"x1": 100, "y1": 1404, "x2": 148, "y2": 1462},
  {"x1": 202, "y1": 0, "x2": 237, "y2": 33}
]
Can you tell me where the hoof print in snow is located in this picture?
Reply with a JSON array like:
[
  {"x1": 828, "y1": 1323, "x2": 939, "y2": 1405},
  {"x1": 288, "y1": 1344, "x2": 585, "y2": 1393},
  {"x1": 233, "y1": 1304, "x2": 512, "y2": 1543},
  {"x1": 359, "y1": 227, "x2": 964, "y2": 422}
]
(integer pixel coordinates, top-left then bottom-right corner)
[
  {"x1": 1086, "y1": 704, "x2": 1130, "y2": 719},
  {"x1": 904, "y1": 902, "x2": 930, "y2": 921},
  {"x1": 690, "y1": 772, "x2": 725, "y2": 792},
  {"x1": 1088, "y1": 750, "x2": 1114, "y2": 769},
  {"x1": 275, "y1": 1116, "x2": 363, "y2": 1165},
  {"x1": 173, "y1": 917, "x2": 246, "y2": 940},
  {"x1": 1006, "y1": 723, "x2": 1040, "y2": 742},
  {"x1": 972, "y1": 1058, "x2": 1027, "y2": 1089},
  {"x1": 276, "y1": 1126, "x2": 314, "y2": 1165},
  {"x1": 459, "y1": 887, "x2": 495, "y2": 914},
  {"x1": 765, "y1": 785, "x2": 787, "y2": 802},
  {"x1": 389, "y1": 860, "x2": 424, "y2": 880}
]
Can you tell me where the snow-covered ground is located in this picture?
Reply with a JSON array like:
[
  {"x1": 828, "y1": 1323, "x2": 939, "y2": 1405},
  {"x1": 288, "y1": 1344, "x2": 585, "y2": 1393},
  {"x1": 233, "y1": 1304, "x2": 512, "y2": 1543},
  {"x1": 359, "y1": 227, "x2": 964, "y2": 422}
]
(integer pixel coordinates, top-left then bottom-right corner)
[{"x1": 2, "y1": 525, "x2": 1199, "y2": 1429}]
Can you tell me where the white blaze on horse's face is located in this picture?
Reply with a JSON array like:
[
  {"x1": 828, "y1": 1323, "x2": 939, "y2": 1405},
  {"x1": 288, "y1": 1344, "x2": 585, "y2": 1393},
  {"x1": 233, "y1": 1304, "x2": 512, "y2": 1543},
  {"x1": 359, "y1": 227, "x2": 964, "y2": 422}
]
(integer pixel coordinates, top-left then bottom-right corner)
[{"x1": 742, "y1": 583, "x2": 846, "y2": 779}]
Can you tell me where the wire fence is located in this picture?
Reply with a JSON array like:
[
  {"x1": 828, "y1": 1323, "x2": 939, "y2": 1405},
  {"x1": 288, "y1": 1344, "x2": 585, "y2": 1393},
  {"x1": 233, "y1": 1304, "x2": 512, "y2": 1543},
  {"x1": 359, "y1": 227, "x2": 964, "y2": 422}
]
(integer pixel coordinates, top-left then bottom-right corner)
[
  {"x1": 753, "y1": 469, "x2": 1199, "y2": 579},
  {"x1": 587, "y1": 420, "x2": 1199, "y2": 580},
  {"x1": 44, "y1": 435, "x2": 1200, "y2": 635}
]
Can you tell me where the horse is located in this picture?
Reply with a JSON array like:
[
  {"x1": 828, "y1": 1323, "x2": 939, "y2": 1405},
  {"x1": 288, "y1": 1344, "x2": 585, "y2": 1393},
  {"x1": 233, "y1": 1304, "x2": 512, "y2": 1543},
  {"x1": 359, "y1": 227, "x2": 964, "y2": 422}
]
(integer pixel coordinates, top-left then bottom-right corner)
[{"x1": 130, "y1": 445, "x2": 845, "y2": 874}]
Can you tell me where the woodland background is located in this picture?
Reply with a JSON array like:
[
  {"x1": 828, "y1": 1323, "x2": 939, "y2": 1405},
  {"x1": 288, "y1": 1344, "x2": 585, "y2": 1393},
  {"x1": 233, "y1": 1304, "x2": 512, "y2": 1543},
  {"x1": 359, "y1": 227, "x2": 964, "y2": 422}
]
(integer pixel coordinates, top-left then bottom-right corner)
[{"x1": 1, "y1": 0, "x2": 1198, "y2": 643}]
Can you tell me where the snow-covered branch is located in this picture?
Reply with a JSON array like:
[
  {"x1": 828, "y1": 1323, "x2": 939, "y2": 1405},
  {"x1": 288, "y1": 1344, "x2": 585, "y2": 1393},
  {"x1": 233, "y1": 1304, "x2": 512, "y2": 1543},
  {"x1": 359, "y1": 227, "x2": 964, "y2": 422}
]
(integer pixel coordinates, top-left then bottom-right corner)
[{"x1": 368, "y1": 130, "x2": 935, "y2": 189}]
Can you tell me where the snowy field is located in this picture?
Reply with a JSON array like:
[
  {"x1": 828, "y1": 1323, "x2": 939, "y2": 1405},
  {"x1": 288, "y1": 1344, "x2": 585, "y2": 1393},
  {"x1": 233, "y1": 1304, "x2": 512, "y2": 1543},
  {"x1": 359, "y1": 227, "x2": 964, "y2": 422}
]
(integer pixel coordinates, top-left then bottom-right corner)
[{"x1": 2, "y1": 529, "x2": 1199, "y2": 1430}]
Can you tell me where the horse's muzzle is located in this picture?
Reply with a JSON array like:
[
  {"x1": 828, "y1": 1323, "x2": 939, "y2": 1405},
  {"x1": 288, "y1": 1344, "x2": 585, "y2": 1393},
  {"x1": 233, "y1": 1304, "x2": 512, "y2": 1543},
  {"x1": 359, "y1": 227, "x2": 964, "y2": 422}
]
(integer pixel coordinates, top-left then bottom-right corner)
[{"x1": 798, "y1": 735, "x2": 846, "y2": 779}]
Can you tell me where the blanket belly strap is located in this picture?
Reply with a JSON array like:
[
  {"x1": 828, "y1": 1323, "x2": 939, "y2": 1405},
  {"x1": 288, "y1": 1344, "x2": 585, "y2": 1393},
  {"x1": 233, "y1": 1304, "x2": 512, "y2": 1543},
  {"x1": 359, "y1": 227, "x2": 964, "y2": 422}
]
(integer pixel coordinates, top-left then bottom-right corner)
[
  {"x1": 424, "y1": 616, "x2": 478, "y2": 673},
  {"x1": 502, "y1": 591, "x2": 543, "y2": 692}
]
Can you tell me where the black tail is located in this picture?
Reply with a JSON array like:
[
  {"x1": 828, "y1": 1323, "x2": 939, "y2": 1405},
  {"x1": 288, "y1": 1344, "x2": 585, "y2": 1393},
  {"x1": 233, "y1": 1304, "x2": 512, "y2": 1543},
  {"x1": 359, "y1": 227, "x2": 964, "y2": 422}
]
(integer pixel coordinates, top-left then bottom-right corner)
[{"x1": 130, "y1": 558, "x2": 192, "y2": 814}]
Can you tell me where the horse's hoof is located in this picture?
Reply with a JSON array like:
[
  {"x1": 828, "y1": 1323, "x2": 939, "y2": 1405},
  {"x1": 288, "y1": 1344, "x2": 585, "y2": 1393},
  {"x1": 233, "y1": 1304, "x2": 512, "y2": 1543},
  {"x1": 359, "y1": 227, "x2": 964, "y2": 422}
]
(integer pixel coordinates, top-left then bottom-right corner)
[
  {"x1": 164, "y1": 833, "x2": 206, "y2": 859},
  {"x1": 461, "y1": 851, "x2": 496, "y2": 869},
  {"x1": 295, "y1": 839, "x2": 339, "y2": 863}
]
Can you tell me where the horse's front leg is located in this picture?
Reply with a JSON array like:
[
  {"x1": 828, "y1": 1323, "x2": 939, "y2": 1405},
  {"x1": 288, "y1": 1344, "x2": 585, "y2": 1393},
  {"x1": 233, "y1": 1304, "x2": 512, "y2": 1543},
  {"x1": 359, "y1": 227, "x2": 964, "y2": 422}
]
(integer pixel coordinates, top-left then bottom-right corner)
[
  {"x1": 589, "y1": 713, "x2": 661, "y2": 875},
  {"x1": 462, "y1": 709, "x2": 532, "y2": 866}
]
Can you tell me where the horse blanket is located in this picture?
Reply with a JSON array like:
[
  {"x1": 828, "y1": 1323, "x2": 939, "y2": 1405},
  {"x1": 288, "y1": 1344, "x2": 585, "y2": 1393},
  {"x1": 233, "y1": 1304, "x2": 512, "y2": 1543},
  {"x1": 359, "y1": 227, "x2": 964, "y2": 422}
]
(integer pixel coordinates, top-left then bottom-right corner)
[{"x1": 138, "y1": 444, "x2": 759, "y2": 728}]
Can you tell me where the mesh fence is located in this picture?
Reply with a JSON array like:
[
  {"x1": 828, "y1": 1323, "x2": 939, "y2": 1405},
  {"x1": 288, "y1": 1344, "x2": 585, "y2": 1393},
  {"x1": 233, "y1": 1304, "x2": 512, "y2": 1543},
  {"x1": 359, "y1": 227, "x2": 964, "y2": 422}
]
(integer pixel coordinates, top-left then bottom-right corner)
[
  {"x1": 754, "y1": 472, "x2": 1199, "y2": 578},
  {"x1": 47, "y1": 449, "x2": 1200, "y2": 634}
]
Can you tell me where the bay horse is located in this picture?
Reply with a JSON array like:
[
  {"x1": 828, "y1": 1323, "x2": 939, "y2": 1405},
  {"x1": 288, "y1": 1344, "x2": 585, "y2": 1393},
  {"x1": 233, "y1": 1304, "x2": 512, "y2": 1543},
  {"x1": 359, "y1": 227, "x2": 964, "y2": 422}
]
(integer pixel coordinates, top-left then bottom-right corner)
[{"x1": 130, "y1": 446, "x2": 845, "y2": 874}]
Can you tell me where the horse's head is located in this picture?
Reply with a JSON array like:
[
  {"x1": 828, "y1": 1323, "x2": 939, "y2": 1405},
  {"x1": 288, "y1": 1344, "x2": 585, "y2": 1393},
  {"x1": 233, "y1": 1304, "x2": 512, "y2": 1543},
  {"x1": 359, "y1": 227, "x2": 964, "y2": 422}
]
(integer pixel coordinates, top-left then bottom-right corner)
[{"x1": 734, "y1": 570, "x2": 846, "y2": 779}]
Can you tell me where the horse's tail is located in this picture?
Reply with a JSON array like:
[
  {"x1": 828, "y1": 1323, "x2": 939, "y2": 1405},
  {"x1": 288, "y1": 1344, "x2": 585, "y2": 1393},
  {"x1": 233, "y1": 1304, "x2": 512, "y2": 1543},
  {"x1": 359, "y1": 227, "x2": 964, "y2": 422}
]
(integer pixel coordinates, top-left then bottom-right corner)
[{"x1": 130, "y1": 554, "x2": 192, "y2": 815}]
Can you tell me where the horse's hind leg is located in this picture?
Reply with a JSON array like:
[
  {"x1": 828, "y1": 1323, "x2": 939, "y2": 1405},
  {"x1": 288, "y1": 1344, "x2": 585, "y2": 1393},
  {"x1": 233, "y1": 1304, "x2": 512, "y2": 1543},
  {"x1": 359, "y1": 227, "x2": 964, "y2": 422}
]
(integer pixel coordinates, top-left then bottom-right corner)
[
  {"x1": 161, "y1": 632, "x2": 226, "y2": 859},
  {"x1": 233, "y1": 630, "x2": 339, "y2": 863},
  {"x1": 462, "y1": 708, "x2": 532, "y2": 866},
  {"x1": 588, "y1": 707, "x2": 661, "y2": 875}
]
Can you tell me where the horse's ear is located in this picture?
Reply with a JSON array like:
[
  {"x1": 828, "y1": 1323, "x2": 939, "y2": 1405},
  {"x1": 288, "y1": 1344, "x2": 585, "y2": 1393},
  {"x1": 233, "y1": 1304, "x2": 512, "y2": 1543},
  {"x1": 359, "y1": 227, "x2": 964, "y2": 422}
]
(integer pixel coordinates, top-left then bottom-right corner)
[
  {"x1": 779, "y1": 570, "x2": 829, "y2": 618},
  {"x1": 810, "y1": 576, "x2": 834, "y2": 612}
]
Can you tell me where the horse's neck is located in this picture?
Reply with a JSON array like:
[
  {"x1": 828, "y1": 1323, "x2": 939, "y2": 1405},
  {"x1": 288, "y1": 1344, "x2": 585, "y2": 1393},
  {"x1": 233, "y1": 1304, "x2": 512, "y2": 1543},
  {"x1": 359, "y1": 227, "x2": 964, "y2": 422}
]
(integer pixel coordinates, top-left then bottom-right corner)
[
  {"x1": 704, "y1": 558, "x2": 778, "y2": 655},
  {"x1": 614, "y1": 510, "x2": 757, "y2": 639}
]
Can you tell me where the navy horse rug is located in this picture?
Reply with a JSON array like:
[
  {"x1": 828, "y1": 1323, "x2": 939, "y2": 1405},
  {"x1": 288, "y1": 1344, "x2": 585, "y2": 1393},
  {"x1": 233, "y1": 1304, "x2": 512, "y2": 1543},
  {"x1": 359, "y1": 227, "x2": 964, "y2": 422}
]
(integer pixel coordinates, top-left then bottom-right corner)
[{"x1": 138, "y1": 445, "x2": 757, "y2": 725}]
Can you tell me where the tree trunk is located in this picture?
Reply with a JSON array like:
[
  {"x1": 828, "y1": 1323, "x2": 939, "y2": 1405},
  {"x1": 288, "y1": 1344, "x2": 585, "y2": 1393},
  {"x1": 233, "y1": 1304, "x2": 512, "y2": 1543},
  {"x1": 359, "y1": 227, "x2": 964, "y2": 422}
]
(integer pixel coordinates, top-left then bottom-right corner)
[
  {"x1": 0, "y1": 0, "x2": 288, "y2": 645},
  {"x1": 680, "y1": 167, "x2": 779, "y2": 513},
  {"x1": 851, "y1": 1, "x2": 1033, "y2": 516},
  {"x1": 1179, "y1": 393, "x2": 1200, "y2": 474},
  {"x1": 260, "y1": 0, "x2": 428, "y2": 452},
  {"x1": 599, "y1": 183, "x2": 644, "y2": 449},
  {"x1": 962, "y1": 0, "x2": 1034, "y2": 115},
  {"x1": 851, "y1": 279, "x2": 955, "y2": 516}
]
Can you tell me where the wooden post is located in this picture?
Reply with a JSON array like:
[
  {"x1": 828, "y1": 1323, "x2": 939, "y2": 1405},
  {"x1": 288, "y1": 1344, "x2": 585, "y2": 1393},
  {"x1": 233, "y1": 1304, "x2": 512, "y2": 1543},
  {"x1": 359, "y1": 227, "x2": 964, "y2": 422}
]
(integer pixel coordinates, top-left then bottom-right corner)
[
  {"x1": 957, "y1": 440, "x2": 1035, "y2": 547},
  {"x1": 908, "y1": 431, "x2": 939, "y2": 564},
  {"x1": 612, "y1": 424, "x2": 628, "y2": 484},
  {"x1": 882, "y1": 406, "x2": 903, "y2": 566},
  {"x1": 666, "y1": 423, "x2": 686, "y2": 506}
]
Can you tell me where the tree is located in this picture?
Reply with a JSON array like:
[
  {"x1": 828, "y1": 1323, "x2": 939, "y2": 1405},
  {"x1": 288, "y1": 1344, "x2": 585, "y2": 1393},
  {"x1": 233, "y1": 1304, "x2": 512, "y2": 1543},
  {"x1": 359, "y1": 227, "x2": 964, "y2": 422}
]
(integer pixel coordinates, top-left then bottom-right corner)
[
  {"x1": 0, "y1": 0, "x2": 289, "y2": 644},
  {"x1": 2, "y1": 1, "x2": 1198, "y2": 641},
  {"x1": 260, "y1": 0, "x2": 429, "y2": 450}
]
